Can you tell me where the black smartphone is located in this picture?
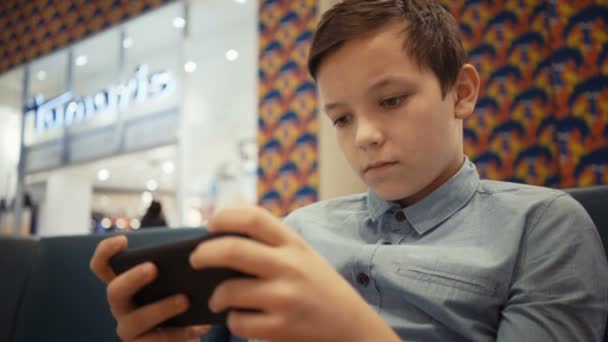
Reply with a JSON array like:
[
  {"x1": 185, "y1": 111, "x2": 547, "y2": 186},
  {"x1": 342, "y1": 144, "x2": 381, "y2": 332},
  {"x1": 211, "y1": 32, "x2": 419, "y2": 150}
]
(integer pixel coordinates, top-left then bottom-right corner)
[{"x1": 109, "y1": 232, "x2": 253, "y2": 327}]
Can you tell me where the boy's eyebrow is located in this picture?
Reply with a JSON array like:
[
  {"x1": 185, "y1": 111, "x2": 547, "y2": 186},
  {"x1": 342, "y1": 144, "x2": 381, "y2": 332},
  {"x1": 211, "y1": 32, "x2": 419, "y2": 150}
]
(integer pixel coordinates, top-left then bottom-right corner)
[
  {"x1": 323, "y1": 102, "x2": 348, "y2": 114},
  {"x1": 323, "y1": 76, "x2": 416, "y2": 114},
  {"x1": 366, "y1": 76, "x2": 416, "y2": 94}
]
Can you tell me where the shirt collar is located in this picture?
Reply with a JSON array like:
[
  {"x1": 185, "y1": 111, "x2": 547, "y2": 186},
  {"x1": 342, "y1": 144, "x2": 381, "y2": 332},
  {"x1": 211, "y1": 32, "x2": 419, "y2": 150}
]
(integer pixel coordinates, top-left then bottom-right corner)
[{"x1": 366, "y1": 157, "x2": 479, "y2": 235}]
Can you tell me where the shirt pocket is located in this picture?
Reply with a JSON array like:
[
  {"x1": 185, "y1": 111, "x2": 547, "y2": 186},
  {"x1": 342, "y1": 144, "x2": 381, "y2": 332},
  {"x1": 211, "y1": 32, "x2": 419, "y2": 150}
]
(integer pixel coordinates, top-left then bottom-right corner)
[{"x1": 396, "y1": 262, "x2": 499, "y2": 298}]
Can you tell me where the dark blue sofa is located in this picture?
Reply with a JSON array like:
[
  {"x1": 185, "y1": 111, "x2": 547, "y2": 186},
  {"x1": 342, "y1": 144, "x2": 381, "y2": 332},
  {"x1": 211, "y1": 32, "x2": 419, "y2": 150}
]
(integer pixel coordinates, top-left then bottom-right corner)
[
  {"x1": 1, "y1": 185, "x2": 607, "y2": 342},
  {"x1": 0, "y1": 227, "x2": 241, "y2": 342}
]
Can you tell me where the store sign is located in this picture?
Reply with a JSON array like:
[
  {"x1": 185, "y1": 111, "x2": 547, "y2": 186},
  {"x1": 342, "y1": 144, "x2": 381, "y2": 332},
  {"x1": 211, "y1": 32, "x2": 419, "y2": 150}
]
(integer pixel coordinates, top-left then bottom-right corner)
[{"x1": 26, "y1": 65, "x2": 175, "y2": 133}]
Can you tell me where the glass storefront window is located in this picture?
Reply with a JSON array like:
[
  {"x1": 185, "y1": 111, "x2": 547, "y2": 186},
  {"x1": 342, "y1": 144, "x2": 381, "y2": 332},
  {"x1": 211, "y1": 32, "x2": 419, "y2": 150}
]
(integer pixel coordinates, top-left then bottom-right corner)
[
  {"x1": 179, "y1": 0, "x2": 258, "y2": 224},
  {"x1": 0, "y1": 67, "x2": 23, "y2": 200},
  {"x1": 123, "y1": 2, "x2": 181, "y2": 119},
  {"x1": 70, "y1": 27, "x2": 121, "y2": 133},
  {"x1": 4, "y1": 0, "x2": 259, "y2": 233},
  {"x1": 24, "y1": 50, "x2": 68, "y2": 146}
]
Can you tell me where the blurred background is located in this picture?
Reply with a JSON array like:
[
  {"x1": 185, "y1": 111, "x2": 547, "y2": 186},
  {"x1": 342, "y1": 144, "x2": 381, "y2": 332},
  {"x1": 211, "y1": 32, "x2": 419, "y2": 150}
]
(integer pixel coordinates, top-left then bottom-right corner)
[{"x1": 0, "y1": 0, "x2": 606, "y2": 237}]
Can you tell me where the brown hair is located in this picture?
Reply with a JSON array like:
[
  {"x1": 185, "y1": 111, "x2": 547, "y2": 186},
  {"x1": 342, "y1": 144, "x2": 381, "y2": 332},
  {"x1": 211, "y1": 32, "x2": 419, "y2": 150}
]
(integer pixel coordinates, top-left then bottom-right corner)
[{"x1": 308, "y1": 0, "x2": 467, "y2": 97}]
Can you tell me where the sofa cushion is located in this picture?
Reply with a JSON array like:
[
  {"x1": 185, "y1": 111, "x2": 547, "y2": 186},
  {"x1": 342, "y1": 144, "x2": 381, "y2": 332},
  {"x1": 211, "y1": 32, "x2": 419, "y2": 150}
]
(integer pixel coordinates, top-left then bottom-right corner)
[
  {"x1": 565, "y1": 185, "x2": 608, "y2": 254},
  {"x1": 0, "y1": 235, "x2": 38, "y2": 342},
  {"x1": 11, "y1": 228, "x2": 209, "y2": 342}
]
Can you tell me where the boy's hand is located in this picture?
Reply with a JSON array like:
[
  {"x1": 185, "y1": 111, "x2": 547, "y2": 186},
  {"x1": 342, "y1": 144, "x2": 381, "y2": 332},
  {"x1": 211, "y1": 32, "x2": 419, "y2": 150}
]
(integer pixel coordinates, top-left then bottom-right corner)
[
  {"x1": 90, "y1": 235, "x2": 210, "y2": 342},
  {"x1": 189, "y1": 206, "x2": 400, "y2": 342}
]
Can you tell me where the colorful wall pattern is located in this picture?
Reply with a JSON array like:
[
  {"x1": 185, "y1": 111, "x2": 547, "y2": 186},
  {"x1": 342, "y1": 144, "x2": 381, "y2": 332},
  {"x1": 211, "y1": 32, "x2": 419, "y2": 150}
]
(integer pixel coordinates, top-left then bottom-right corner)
[
  {"x1": 256, "y1": 0, "x2": 607, "y2": 217},
  {"x1": 1, "y1": 0, "x2": 606, "y2": 218},
  {"x1": 0, "y1": 0, "x2": 173, "y2": 73},
  {"x1": 446, "y1": 0, "x2": 608, "y2": 188},
  {"x1": 257, "y1": 0, "x2": 318, "y2": 217},
  {"x1": 551, "y1": 1, "x2": 608, "y2": 187}
]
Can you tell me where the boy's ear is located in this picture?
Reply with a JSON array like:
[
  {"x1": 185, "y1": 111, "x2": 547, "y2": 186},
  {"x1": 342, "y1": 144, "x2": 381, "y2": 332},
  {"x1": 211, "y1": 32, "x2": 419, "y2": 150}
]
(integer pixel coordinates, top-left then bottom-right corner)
[{"x1": 453, "y1": 64, "x2": 480, "y2": 120}]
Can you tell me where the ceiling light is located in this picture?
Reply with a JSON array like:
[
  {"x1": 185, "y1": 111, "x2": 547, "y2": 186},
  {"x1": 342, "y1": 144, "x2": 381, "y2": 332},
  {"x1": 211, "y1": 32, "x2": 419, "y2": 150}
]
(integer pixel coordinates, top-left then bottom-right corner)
[
  {"x1": 173, "y1": 17, "x2": 186, "y2": 28},
  {"x1": 162, "y1": 161, "x2": 175, "y2": 175},
  {"x1": 97, "y1": 168, "x2": 110, "y2": 181},
  {"x1": 234, "y1": 0, "x2": 246, "y2": 3},
  {"x1": 225, "y1": 49, "x2": 239, "y2": 61},
  {"x1": 130, "y1": 219, "x2": 141, "y2": 229},
  {"x1": 116, "y1": 218, "x2": 127, "y2": 230},
  {"x1": 146, "y1": 179, "x2": 158, "y2": 191},
  {"x1": 101, "y1": 218, "x2": 112, "y2": 229},
  {"x1": 184, "y1": 61, "x2": 197, "y2": 73},
  {"x1": 141, "y1": 191, "x2": 153, "y2": 204},
  {"x1": 158, "y1": 73, "x2": 170, "y2": 83},
  {"x1": 122, "y1": 37, "x2": 133, "y2": 49},
  {"x1": 75, "y1": 55, "x2": 88, "y2": 66},
  {"x1": 135, "y1": 160, "x2": 146, "y2": 171}
]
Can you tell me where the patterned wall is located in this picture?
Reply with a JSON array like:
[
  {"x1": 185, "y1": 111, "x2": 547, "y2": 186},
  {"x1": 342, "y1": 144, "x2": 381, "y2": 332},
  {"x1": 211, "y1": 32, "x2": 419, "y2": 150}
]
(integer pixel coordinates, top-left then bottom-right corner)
[
  {"x1": 2, "y1": 0, "x2": 605, "y2": 217},
  {"x1": 551, "y1": 0, "x2": 608, "y2": 187},
  {"x1": 257, "y1": 0, "x2": 318, "y2": 217},
  {"x1": 0, "y1": 0, "x2": 173, "y2": 73},
  {"x1": 446, "y1": 0, "x2": 608, "y2": 188},
  {"x1": 0, "y1": 0, "x2": 317, "y2": 218},
  {"x1": 255, "y1": 0, "x2": 608, "y2": 216}
]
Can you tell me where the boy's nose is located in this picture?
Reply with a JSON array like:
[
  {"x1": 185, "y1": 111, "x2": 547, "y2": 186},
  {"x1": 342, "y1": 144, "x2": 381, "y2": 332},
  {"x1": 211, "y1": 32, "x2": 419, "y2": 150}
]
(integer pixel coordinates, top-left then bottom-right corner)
[{"x1": 355, "y1": 117, "x2": 385, "y2": 150}]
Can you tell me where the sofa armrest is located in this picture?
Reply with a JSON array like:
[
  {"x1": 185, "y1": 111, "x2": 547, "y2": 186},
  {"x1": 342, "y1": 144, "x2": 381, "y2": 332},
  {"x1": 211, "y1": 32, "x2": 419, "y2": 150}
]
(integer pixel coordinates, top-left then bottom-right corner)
[
  {"x1": 0, "y1": 235, "x2": 39, "y2": 342},
  {"x1": 10, "y1": 228, "x2": 215, "y2": 342}
]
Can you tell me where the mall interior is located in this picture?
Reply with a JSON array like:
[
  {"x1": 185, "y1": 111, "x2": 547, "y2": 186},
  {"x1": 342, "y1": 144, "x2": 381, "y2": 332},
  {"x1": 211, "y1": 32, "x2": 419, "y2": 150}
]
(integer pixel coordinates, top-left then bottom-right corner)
[
  {"x1": 0, "y1": 0, "x2": 606, "y2": 237},
  {"x1": 0, "y1": 0, "x2": 607, "y2": 341}
]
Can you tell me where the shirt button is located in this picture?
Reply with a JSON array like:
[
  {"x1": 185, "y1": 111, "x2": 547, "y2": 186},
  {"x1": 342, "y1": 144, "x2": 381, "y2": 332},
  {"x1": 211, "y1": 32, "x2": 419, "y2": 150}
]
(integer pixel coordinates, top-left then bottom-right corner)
[
  {"x1": 356, "y1": 272, "x2": 370, "y2": 287},
  {"x1": 395, "y1": 211, "x2": 406, "y2": 222}
]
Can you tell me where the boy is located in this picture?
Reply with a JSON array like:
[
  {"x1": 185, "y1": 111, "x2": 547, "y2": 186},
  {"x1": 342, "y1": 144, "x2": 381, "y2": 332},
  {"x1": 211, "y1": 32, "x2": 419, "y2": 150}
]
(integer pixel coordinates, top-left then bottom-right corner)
[{"x1": 90, "y1": 0, "x2": 608, "y2": 341}]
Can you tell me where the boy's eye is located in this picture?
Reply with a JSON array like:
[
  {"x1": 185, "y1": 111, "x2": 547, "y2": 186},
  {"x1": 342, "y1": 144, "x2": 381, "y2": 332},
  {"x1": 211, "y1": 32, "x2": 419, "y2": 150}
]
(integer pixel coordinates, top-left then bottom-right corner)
[
  {"x1": 380, "y1": 95, "x2": 405, "y2": 108},
  {"x1": 333, "y1": 115, "x2": 351, "y2": 127}
]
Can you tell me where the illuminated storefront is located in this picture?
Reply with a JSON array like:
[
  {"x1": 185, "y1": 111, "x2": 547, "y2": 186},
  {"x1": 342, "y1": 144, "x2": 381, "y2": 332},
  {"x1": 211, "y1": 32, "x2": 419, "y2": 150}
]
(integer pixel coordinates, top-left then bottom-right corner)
[{"x1": 0, "y1": 0, "x2": 258, "y2": 235}]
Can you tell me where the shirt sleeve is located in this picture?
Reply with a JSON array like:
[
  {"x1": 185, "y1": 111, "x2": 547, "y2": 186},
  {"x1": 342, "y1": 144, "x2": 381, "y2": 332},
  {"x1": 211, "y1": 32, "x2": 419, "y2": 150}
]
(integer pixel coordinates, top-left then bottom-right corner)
[
  {"x1": 281, "y1": 209, "x2": 306, "y2": 235},
  {"x1": 496, "y1": 193, "x2": 608, "y2": 341}
]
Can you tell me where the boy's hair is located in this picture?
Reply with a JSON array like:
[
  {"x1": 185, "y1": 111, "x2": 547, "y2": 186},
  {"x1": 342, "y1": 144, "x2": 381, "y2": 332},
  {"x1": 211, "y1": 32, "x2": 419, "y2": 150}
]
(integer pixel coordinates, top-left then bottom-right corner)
[{"x1": 308, "y1": 0, "x2": 467, "y2": 97}]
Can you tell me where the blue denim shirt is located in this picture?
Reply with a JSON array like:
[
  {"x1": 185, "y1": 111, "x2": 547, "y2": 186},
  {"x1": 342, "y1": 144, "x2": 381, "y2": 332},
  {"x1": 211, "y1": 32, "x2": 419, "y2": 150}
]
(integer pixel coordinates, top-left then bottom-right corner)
[{"x1": 282, "y1": 159, "x2": 608, "y2": 341}]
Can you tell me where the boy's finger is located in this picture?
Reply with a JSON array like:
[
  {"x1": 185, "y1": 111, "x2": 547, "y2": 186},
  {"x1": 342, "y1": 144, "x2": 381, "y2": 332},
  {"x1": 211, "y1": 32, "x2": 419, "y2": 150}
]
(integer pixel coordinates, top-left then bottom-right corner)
[
  {"x1": 90, "y1": 235, "x2": 128, "y2": 284},
  {"x1": 208, "y1": 206, "x2": 296, "y2": 247},
  {"x1": 117, "y1": 294, "x2": 190, "y2": 341},
  {"x1": 208, "y1": 278, "x2": 270, "y2": 313},
  {"x1": 107, "y1": 262, "x2": 157, "y2": 317},
  {"x1": 225, "y1": 310, "x2": 280, "y2": 341},
  {"x1": 190, "y1": 236, "x2": 281, "y2": 278},
  {"x1": 133, "y1": 325, "x2": 210, "y2": 342}
]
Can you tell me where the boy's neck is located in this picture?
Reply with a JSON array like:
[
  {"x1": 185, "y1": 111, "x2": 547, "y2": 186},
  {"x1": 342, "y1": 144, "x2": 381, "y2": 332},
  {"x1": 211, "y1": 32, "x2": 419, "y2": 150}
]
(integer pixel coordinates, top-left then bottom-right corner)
[{"x1": 396, "y1": 155, "x2": 465, "y2": 208}]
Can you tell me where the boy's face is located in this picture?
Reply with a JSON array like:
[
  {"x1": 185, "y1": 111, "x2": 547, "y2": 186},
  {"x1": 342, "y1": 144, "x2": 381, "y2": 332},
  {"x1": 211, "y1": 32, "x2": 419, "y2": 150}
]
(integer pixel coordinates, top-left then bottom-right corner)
[{"x1": 317, "y1": 22, "x2": 476, "y2": 203}]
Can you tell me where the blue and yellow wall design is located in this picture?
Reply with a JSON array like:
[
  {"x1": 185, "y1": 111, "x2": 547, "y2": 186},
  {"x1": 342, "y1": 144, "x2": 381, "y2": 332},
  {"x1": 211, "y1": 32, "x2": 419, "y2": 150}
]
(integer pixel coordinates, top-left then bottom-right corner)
[
  {"x1": 446, "y1": 0, "x2": 607, "y2": 188},
  {"x1": 1, "y1": 0, "x2": 606, "y2": 218},
  {"x1": 0, "y1": 0, "x2": 172, "y2": 72},
  {"x1": 552, "y1": 1, "x2": 608, "y2": 187},
  {"x1": 257, "y1": 0, "x2": 318, "y2": 217}
]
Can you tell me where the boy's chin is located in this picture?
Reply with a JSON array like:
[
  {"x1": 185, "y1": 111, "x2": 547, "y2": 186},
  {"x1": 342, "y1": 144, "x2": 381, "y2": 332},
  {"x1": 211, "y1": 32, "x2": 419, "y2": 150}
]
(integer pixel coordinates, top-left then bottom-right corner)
[{"x1": 369, "y1": 183, "x2": 417, "y2": 203}]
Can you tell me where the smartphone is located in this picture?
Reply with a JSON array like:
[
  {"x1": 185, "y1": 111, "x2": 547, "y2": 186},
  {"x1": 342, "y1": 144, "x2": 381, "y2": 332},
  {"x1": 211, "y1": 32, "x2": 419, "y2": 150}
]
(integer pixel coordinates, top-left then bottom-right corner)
[{"x1": 109, "y1": 232, "x2": 253, "y2": 327}]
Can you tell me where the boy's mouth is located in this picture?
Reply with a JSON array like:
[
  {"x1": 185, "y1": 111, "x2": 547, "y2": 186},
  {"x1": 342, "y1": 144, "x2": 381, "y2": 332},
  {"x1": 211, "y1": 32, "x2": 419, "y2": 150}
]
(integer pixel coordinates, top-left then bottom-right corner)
[{"x1": 363, "y1": 161, "x2": 399, "y2": 174}]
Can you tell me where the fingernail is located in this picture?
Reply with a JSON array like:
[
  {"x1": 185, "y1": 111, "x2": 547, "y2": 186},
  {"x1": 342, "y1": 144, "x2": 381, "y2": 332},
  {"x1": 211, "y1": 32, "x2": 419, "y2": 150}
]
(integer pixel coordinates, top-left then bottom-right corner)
[
  {"x1": 192, "y1": 325, "x2": 209, "y2": 335},
  {"x1": 143, "y1": 262, "x2": 153, "y2": 271},
  {"x1": 112, "y1": 236, "x2": 126, "y2": 250},
  {"x1": 208, "y1": 295, "x2": 219, "y2": 313},
  {"x1": 140, "y1": 263, "x2": 154, "y2": 276},
  {"x1": 189, "y1": 247, "x2": 205, "y2": 269},
  {"x1": 188, "y1": 253, "x2": 198, "y2": 268},
  {"x1": 208, "y1": 301, "x2": 216, "y2": 312},
  {"x1": 175, "y1": 294, "x2": 188, "y2": 308}
]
